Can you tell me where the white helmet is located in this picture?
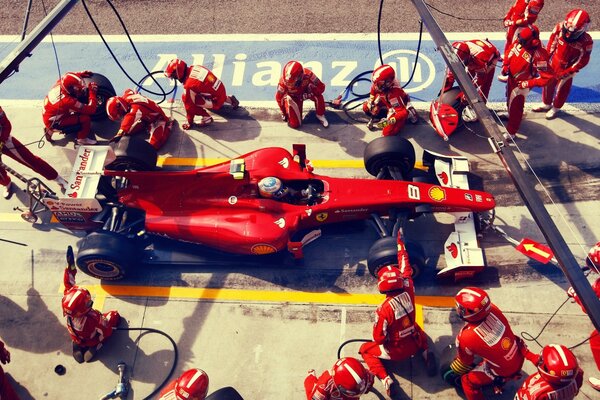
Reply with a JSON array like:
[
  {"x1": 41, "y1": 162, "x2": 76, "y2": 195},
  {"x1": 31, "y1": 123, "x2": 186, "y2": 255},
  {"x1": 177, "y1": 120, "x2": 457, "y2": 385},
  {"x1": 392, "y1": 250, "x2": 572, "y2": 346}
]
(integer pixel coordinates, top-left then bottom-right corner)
[{"x1": 258, "y1": 177, "x2": 287, "y2": 198}]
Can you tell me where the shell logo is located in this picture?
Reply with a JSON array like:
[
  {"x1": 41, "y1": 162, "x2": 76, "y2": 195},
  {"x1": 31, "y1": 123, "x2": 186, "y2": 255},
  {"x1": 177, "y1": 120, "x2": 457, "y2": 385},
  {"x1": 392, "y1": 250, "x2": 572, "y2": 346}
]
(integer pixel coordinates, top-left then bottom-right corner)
[
  {"x1": 251, "y1": 244, "x2": 277, "y2": 255},
  {"x1": 428, "y1": 186, "x2": 446, "y2": 202},
  {"x1": 402, "y1": 317, "x2": 411, "y2": 328},
  {"x1": 501, "y1": 337, "x2": 512, "y2": 350}
]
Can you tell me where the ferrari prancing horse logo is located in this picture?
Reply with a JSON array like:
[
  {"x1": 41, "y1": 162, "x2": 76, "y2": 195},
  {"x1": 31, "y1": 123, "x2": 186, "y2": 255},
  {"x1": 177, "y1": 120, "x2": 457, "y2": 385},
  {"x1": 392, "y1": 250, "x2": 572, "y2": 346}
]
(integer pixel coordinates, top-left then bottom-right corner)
[{"x1": 316, "y1": 212, "x2": 328, "y2": 222}]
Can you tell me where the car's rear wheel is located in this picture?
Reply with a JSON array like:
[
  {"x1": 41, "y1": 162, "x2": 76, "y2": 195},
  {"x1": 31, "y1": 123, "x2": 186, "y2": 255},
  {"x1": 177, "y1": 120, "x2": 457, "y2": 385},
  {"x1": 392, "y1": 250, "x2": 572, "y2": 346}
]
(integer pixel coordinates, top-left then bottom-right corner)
[
  {"x1": 77, "y1": 231, "x2": 141, "y2": 280},
  {"x1": 364, "y1": 136, "x2": 416, "y2": 180},
  {"x1": 367, "y1": 236, "x2": 425, "y2": 279},
  {"x1": 206, "y1": 387, "x2": 244, "y2": 400},
  {"x1": 83, "y1": 73, "x2": 116, "y2": 121}
]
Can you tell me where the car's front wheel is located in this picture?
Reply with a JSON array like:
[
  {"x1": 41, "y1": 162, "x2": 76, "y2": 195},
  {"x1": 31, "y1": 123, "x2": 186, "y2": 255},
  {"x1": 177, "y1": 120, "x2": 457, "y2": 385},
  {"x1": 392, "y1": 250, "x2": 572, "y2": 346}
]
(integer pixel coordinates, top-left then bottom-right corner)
[
  {"x1": 77, "y1": 231, "x2": 141, "y2": 280},
  {"x1": 363, "y1": 136, "x2": 416, "y2": 180},
  {"x1": 367, "y1": 236, "x2": 426, "y2": 279}
]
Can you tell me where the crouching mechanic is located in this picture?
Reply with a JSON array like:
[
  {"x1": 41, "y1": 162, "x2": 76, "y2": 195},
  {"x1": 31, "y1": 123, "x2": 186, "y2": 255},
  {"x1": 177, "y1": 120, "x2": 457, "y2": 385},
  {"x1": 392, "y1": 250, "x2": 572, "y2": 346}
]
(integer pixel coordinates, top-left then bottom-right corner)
[
  {"x1": 62, "y1": 246, "x2": 120, "y2": 363},
  {"x1": 444, "y1": 287, "x2": 525, "y2": 400},
  {"x1": 304, "y1": 357, "x2": 373, "y2": 399},
  {"x1": 362, "y1": 65, "x2": 418, "y2": 136},
  {"x1": 276, "y1": 60, "x2": 329, "y2": 129},
  {"x1": 158, "y1": 368, "x2": 209, "y2": 400},
  {"x1": 359, "y1": 236, "x2": 436, "y2": 397},
  {"x1": 164, "y1": 59, "x2": 239, "y2": 130},
  {"x1": 42, "y1": 70, "x2": 99, "y2": 145},
  {"x1": 106, "y1": 89, "x2": 173, "y2": 150},
  {"x1": 515, "y1": 343, "x2": 583, "y2": 399}
]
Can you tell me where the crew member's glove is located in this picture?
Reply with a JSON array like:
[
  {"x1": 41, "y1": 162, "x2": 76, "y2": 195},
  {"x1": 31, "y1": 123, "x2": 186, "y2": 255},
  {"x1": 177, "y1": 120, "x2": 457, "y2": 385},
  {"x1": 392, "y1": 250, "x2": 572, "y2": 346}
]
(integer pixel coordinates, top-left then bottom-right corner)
[
  {"x1": 376, "y1": 117, "x2": 396, "y2": 129},
  {"x1": 503, "y1": 19, "x2": 514, "y2": 28},
  {"x1": 397, "y1": 235, "x2": 406, "y2": 251},
  {"x1": 0, "y1": 344, "x2": 10, "y2": 365},
  {"x1": 518, "y1": 80, "x2": 529, "y2": 89},
  {"x1": 302, "y1": 92, "x2": 314, "y2": 100},
  {"x1": 80, "y1": 70, "x2": 93, "y2": 78},
  {"x1": 567, "y1": 286, "x2": 577, "y2": 298},
  {"x1": 66, "y1": 245, "x2": 75, "y2": 270},
  {"x1": 109, "y1": 130, "x2": 126, "y2": 144},
  {"x1": 88, "y1": 82, "x2": 98, "y2": 93},
  {"x1": 408, "y1": 106, "x2": 418, "y2": 123}
]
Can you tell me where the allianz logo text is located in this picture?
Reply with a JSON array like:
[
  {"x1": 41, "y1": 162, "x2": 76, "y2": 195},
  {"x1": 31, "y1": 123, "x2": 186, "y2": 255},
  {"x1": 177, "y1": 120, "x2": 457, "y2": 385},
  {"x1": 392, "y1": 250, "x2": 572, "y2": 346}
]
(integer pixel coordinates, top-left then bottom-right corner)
[{"x1": 144, "y1": 50, "x2": 437, "y2": 93}]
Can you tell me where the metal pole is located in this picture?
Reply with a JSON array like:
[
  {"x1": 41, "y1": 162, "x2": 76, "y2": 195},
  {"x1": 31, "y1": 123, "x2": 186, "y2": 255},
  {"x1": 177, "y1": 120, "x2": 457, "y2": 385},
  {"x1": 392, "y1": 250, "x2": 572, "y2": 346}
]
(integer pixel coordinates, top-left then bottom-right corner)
[
  {"x1": 0, "y1": 0, "x2": 80, "y2": 84},
  {"x1": 20, "y1": 0, "x2": 34, "y2": 41},
  {"x1": 410, "y1": 0, "x2": 600, "y2": 331}
]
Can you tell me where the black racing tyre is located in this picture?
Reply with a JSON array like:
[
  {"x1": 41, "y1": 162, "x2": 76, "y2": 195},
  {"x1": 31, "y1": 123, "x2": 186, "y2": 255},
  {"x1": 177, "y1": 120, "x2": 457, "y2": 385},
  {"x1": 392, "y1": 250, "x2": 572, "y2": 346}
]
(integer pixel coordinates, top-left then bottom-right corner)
[
  {"x1": 364, "y1": 136, "x2": 416, "y2": 179},
  {"x1": 206, "y1": 387, "x2": 244, "y2": 400},
  {"x1": 83, "y1": 73, "x2": 116, "y2": 121},
  {"x1": 367, "y1": 236, "x2": 425, "y2": 279},
  {"x1": 76, "y1": 231, "x2": 141, "y2": 280},
  {"x1": 106, "y1": 136, "x2": 158, "y2": 171}
]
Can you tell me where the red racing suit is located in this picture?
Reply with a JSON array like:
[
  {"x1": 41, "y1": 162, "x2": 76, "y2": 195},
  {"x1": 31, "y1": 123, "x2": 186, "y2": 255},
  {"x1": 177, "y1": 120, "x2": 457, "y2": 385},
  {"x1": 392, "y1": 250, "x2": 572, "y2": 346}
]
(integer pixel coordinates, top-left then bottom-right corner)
[
  {"x1": 181, "y1": 65, "x2": 232, "y2": 126},
  {"x1": 515, "y1": 348, "x2": 583, "y2": 400},
  {"x1": 503, "y1": 0, "x2": 545, "y2": 60},
  {"x1": 0, "y1": 340, "x2": 21, "y2": 400},
  {"x1": 157, "y1": 379, "x2": 178, "y2": 400},
  {"x1": 362, "y1": 81, "x2": 416, "y2": 136},
  {"x1": 0, "y1": 106, "x2": 59, "y2": 187},
  {"x1": 445, "y1": 39, "x2": 501, "y2": 102},
  {"x1": 454, "y1": 304, "x2": 525, "y2": 400},
  {"x1": 63, "y1": 268, "x2": 120, "y2": 348},
  {"x1": 275, "y1": 68, "x2": 326, "y2": 129},
  {"x1": 503, "y1": 43, "x2": 554, "y2": 136},
  {"x1": 568, "y1": 277, "x2": 600, "y2": 372},
  {"x1": 541, "y1": 23, "x2": 593, "y2": 109},
  {"x1": 117, "y1": 90, "x2": 172, "y2": 150},
  {"x1": 42, "y1": 71, "x2": 97, "y2": 140},
  {"x1": 359, "y1": 242, "x2": 428, "y2": 380},
  {"x1": 304, "y1": 370, "x2": 374, "y2": 400}
]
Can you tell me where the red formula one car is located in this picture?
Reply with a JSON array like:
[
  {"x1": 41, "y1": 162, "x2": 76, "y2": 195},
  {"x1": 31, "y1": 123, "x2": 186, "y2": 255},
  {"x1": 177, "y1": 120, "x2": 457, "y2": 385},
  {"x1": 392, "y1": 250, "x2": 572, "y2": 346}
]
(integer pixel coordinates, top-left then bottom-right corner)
[{"x1": 44, "y1": 136, "x2": 495, "y2": 280}]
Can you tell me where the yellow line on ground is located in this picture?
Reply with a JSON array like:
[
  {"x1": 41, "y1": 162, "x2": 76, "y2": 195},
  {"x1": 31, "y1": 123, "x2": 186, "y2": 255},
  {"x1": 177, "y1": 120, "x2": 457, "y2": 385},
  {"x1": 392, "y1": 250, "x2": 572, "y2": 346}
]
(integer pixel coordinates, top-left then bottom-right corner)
[{"x1": 158, "y1": 157, "x2": 425, "y2": 170}]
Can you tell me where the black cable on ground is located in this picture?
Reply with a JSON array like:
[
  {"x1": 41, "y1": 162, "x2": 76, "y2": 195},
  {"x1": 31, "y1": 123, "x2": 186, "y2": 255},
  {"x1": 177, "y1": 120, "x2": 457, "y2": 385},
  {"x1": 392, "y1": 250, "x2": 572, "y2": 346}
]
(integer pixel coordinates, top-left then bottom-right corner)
[
  {"x1": 114, "y1": 327, "x2": 178, "y2": 400},
  {"x1": 80, "y1": 0, "x2": 173, "y2": 103},
  {"x1": 337, "y1": 338, "x2": 371, "y2": 360}
]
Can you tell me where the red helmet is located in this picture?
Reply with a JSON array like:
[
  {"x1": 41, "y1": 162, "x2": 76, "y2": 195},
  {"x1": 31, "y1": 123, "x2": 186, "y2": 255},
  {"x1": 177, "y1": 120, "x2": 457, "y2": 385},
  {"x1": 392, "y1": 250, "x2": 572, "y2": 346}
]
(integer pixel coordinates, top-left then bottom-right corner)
[
  {"x1": 175, "y1": 368, "x2": 209, "y2": 400},
  {"x1": 164, "y1": 59, "x2": 188, "y2": 81},
  {"x1": 586, "y1": 241, "x2": 600, "y2": 272},
  {"x1": 377, "y1": 265, "x2": 405, "y2": 293},
  {"x1": 331, "y1": 357, "x2": 371, "y2": 397},
  {"x1": 562, "y1": 9, "x2": 590, "y2": 42},
  {"x1": 106, "y1": 96, "x2": 129, "y2": 122},
  {"x1": 282, "y1": 61, "x2": 304, "y2": 89},
  {"x1": 538, "y1": 344, "x2": 579, "y2": 385},
  {"x1": 60, "y1": 73, "x2": 85, "y2": 97},
  {"x1": 372, "y1": 64, "x2": 396, "y2": 90},
  {"x1": 452, "y1": 41, "x2": 471, "y2": 64},
  {"x1": 455, "y1": 287, "x2": 492, "y2": 323},
  {"x1": 517, "y1": 25, "x2": 541, "y2": 49},
  {"x1": 593, "y1": 278, "x2": 600, "y2": 299},
  {"x1": 62, "y1": 287, "x2": 93, "y2": 317}
]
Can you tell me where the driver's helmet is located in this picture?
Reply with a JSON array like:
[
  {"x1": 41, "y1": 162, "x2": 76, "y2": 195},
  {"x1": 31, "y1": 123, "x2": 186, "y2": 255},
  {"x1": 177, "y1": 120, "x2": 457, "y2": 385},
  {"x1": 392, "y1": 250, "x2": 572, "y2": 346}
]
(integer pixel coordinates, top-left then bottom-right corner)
[
  {"x1": 258, "y1": 177, "x2": 288, "y2": 199},
  {"x1": 174, "y1": 368, "x2": 209, "y2": 400},
  {"x1": 331, "y1": 357, "x2": 371, "y2": 398},
  {"x1": 562, "y1": 9, "x2": 591, "y2": 42}
]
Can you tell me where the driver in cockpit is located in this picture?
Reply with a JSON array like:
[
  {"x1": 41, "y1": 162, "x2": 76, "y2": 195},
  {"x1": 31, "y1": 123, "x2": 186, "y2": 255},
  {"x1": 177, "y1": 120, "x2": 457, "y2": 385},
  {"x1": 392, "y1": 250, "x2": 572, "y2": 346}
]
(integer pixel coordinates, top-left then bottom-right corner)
[{"x1": 258, "y1": 177, "x2": 314, "y2": 204}]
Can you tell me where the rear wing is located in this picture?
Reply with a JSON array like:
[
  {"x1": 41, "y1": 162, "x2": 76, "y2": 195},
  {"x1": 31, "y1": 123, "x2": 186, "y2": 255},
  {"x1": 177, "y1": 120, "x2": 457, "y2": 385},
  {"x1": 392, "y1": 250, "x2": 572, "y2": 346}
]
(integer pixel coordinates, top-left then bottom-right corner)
[
  {"x1": 422, "y1": 150, "x2": 486, "y2": 281},
  {"x1": 43, "y1": 145, "x2": 112, "y2": 229}
]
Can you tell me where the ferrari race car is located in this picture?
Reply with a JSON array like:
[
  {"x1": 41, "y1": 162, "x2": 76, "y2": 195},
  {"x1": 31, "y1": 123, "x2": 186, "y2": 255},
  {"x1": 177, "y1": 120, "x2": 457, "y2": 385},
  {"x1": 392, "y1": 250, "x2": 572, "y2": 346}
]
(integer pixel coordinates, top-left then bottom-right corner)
[{"x1": 44, "y1": 136, "x2": 495, "y2": 281}]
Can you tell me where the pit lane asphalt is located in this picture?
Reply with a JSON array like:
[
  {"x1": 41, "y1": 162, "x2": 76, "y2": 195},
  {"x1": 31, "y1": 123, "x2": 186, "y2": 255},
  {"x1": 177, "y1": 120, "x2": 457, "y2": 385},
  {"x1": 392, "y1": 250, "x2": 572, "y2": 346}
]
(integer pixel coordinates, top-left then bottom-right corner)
[{"x1": 0, "y1": 100, "x2": 599, "y2": 399}]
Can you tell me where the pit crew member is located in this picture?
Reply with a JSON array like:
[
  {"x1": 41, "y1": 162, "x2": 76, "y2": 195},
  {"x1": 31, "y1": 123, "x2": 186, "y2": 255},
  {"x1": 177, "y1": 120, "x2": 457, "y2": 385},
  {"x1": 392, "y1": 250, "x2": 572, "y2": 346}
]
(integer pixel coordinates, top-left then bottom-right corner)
[
  {"x1": 500, "y1": 25, "x2": 554, "y2": 139},
  {"x1": 444, "y1": 287, "x2": 525, "y2": 400},
  {"x1": 444, "y1": 40, "x2": 501, "y2": 122},
  {"x1": 359, "y1": 236, "x2": 436, "y2": 397},
  {"x1": 275, "y1": 60, "x2": 329, "y2": 129},
  {"x1": 532, "y1": 9, "x2": 593, "y2": 119},
  {"x1": 304, "y1": 357, "x2": 373, "y2": 400},
  {"x1": 502, "y1": 0, "x2": 545, "y2": 63},
  {"x1": 62, "y1": 246, "x2": 120, "y2": 363},
  {"x1": 106, "y1": 89, "x2": 173, "y2": 150},
  {"x1": 158, "y1": 368, "x2": 209, "y2": 400},
  {"x1": 515, "y1": 343, "x2": 583, "y2": 399},
  {"x1": 362, "y1": 65, "x2": 418, "y2": 136},
  {"x1": 0, "y1": 339, "x2": 21, "y2": 400},
  {"x1": 566, "y1": 241, "x2": 600, "y2": 391},
  {"x1": 0, "y1": 106, "x2": 67, "y2": 199},
  {"x1": 164, "y1": 59, "x2": 239, "y2": 130},
  {"x1": 42, "y1": 70, "x2": 99, "y2": 145}
]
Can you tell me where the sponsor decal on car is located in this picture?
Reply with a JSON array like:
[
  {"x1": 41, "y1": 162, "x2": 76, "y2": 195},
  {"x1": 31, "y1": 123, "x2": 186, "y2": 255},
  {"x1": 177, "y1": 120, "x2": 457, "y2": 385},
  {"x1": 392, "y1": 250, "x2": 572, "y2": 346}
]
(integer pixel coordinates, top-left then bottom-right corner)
[
  {"x1": 278, "y1": 158, "x2": 289, "y2": 168},
  {"x1": 228, "y1": 196, "x2": 238, "y2": 205},
  {"x1": 316, "y1": 212, "x2": 328, "y2": 222},
  {"x1": 428, "y1": 186, "x2": 446, "y2": 202},
  {"x1": 437, "y1": 171, "x2": 449, "y2": 185},
  {"x1": 333, "y1": 208, "x2": 368, "y2": 214},
  {"x1": 447, "y1": 243, "x2": 458, "y2": 258},
  {"x1": 251, "y1": 244, "x2": 277, "y2": 255},
  {"x1": 274, "y1": 217, "x2": 285, "y2": 228},
  {"x1": 475, "y1": 194, "x2": 482, "y2": 202},
  {"x1": 465, "y1": 193, "x2": 473, "y2": 201}
]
